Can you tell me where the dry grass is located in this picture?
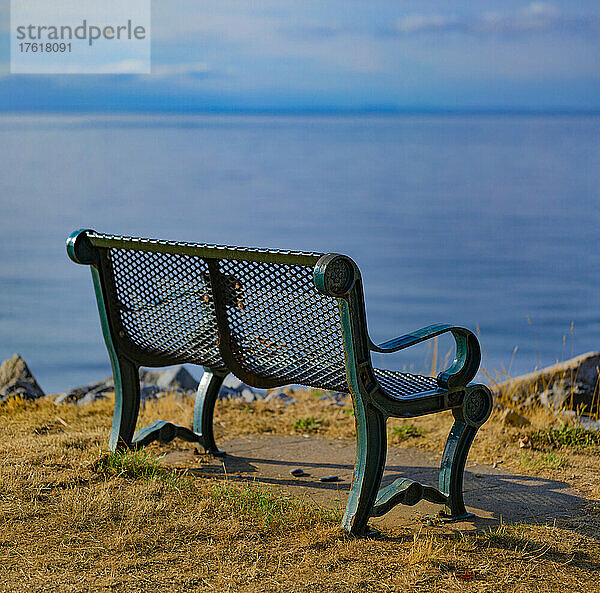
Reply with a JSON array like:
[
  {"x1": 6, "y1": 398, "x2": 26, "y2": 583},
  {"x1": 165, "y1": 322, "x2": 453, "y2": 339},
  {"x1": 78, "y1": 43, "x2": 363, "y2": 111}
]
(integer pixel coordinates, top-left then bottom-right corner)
[{"x1": 2, "y1": 391, "x2": 600, "y2": 592}]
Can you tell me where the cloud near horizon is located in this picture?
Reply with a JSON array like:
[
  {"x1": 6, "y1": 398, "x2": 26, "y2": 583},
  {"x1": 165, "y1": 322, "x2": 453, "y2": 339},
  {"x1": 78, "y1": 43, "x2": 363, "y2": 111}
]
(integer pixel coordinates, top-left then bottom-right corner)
[
  {"x1": 0, "y1": 1, "x2": 599, "y2": 111},
  {"x1": 391, "y1": 2, "x2": 598, "y2": 35}
]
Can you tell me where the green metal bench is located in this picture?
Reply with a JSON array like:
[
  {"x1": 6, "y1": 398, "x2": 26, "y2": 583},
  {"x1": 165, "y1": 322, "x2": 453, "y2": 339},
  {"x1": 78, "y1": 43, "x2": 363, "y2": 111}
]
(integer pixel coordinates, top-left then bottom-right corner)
[{"x1": 67, "y1": 229, "x2": 493, "y2": 536}]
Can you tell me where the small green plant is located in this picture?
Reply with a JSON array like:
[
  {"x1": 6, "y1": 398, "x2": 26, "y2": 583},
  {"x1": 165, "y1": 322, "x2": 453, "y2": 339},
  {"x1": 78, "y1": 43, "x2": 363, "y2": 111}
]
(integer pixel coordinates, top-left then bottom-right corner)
[
  {"x1": 209, "y1": 481, "x2": 339, "y2": 530},
  {"x1": 391, "y1": 423, "x2": 423, "y2": 440},
  {"x1": 519, "y1": 450, "x2": 566, "y2": 470},
  {"x1": 92, "y1": 450, "x2": 190, "y2": 489},
  {"x1": 293, "y1": 417, "x2": 323, "y2": 433},
  {"x1": 483, "y1": 524, "x2": 532, "y2": 549},
  {"x1": 529, "y1": 425, "x2": 600, "y2": 451}
]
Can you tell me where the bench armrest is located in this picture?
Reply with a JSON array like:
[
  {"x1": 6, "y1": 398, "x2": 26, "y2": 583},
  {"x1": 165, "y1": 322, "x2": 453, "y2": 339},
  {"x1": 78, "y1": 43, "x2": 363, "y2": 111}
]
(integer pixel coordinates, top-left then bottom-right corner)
[{"x1": 369, "y1": 324, "x2": 481, "y2": 389}]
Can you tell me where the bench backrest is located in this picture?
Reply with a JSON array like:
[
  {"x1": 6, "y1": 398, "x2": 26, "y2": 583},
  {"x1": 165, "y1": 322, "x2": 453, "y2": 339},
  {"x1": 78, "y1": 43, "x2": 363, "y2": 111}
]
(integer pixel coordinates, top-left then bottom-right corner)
[{"x1": 68, "y1": 231, "x2": 358, "y2": 392}]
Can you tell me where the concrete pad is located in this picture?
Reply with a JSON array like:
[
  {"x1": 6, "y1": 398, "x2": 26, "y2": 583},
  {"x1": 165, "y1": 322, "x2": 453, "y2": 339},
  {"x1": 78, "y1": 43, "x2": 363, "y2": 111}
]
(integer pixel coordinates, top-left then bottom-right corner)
[{"x1": 161, "y1": 435, "x2": 584, "y2": 531}]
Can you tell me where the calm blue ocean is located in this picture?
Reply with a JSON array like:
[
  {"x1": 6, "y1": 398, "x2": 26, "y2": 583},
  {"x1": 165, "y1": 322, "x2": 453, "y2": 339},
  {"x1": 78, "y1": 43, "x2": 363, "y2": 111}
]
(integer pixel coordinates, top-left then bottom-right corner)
[{"x1": 1, "y1": 114, "x2": 598, "y2": 394}]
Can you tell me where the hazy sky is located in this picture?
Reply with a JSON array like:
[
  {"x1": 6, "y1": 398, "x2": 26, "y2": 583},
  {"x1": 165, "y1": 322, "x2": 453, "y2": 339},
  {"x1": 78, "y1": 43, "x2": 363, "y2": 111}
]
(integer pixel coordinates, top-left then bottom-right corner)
[{"x1": 1, "y1": 0, "x2": 599, "y2": 111}]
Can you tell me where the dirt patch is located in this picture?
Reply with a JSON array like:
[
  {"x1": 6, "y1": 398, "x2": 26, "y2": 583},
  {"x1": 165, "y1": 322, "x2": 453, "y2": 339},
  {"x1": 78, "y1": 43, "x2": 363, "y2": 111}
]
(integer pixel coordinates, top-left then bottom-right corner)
[{"x1": 161, "y1": 435, "x2": 585, "y2": 532}]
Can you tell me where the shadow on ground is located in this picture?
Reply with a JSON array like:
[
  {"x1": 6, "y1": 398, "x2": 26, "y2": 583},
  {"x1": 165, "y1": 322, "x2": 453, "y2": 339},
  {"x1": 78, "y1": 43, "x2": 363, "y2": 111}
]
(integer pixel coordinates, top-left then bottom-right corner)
[{"x1": 160, "y1": 435, "x2": 598, "y2": 537}]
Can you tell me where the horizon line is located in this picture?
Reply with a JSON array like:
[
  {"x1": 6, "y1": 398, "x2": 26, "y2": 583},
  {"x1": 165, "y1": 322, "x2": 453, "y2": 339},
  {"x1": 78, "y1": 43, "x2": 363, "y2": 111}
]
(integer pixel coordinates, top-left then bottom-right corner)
[{"x1": 1, "y1": 106, "x2": 600, "y2": 117}]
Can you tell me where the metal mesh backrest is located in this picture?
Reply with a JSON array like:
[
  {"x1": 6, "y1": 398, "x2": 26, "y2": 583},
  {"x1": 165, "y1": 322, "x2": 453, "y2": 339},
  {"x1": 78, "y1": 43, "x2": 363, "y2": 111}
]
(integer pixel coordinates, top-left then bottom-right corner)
[
  {"x1": 216, "y1": 258, "x2": 348, "y2": 391},
  {"x1": 109, "y1": 248, "x2": 225, "y2": 369},
  {"x1": 107, "y1": 247, "x2": 349, "y2": 391}
]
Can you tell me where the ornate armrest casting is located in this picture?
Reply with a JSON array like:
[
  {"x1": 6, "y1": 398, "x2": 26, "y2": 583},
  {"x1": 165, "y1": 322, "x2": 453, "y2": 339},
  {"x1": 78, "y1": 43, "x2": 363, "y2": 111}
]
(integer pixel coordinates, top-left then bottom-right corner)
[{"x1": 369, "y1": 324, "x2": 481, "y2": 390}]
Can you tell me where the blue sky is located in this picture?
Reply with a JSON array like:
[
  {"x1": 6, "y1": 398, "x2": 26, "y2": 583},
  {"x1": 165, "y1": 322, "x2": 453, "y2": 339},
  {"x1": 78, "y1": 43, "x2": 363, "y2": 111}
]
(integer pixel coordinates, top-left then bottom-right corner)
[{"x1": 1, "y1": 0, "x2": 599, "y2": 112}]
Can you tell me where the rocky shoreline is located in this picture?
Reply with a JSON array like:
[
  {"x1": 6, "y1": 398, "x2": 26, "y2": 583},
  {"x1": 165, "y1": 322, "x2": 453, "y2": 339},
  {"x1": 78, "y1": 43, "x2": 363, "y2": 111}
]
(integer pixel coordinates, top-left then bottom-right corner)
[
  {"x1": 1, "y1": 351, "x2": 598, "y2": 425},
  {"x1": 53, "y1": 366, "x2": 304, "y2": 407},
  {"x1": 0, "y1": 354, "x2": 344, "y2": 407}
]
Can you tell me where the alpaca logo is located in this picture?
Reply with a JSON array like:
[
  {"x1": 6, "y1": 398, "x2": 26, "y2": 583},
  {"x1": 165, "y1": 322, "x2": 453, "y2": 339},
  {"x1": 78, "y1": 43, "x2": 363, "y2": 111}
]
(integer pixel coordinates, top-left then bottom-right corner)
[{"x1": 10, "y1": 0, "x2": 151, "y2": 74}]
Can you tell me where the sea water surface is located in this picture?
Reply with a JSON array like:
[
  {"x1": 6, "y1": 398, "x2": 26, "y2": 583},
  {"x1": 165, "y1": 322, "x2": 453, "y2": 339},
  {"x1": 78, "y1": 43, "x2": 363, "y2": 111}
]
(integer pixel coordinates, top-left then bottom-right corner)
[{"x1": 0, "y1": 114, "x2": 598, "y2": 394}]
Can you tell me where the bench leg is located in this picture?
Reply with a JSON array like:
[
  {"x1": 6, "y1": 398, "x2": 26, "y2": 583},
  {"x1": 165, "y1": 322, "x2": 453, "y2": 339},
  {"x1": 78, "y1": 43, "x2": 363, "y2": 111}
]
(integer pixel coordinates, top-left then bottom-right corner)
[
  {"x1": 193, "y1": 368, "x2": 229, "y2": 455},
  {"x1": 342, "y1": 402, "x2": 387, "y2": 537},
  {"x1": 438, "y1": 387, "x2": 492, "y2": 519},
  {"x1": 438, "y1": 416, "x2": 477, "y2": 519},
  {"x1": 109, "y1": 356, "x2": 141, "y2": 451}
]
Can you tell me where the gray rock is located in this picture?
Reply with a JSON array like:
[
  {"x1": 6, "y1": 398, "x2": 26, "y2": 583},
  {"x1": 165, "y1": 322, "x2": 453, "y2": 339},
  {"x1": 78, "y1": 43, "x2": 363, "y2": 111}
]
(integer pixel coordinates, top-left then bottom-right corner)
[
  {"x1": 222, "y1": 375, "x2": 244, "y2": 391},
  {"x1": 501, "y1": 408, "x2": 531, "y2": 428},
  {"x1": 241, "y1": 388, "x2": 259, "y2": 403},
  {"x1": 54, "y1": 379, "x2": 113, "y2": 404},
  {"x1": 0, "y1": 354, "x2": 45, "y2": 403},
  {"x1": 218, "y1": 386, "x2": 243, "y2": 400},
  {"x1": 538, "y1": 379, "x2": 593, "y2": 410},
  {"x1": 558, "y1": 410, "x2": 600, "y2": 431},
  {"x1": 138, "y1": 368, "x2": 160, "y2": 384},
  {"x1": 216, "y1": 374, "x2": 267, "y2": 401},
  {"x1": 319, "y1": 392, "x2": 347, "y2": 406},
  {"x1": 55, "y1": 377, "x2": 113, "y2": 405},
  {"x1": 139, "y1": 383, "x2": 166, "y2": 401},
  {"x1": 56, "y1": 363, "x2": 201, "y2": 406},
  {"x1": 494, "y1": 352, "x2": 600, "y2": 414},
  {"x1": 211, "y1": 379, "x2": 305, "y2": 404},
  {"x1": 53, "y1": 366, "x2": 328, "y2": 408},
  {"x1": 55, "y1": 375, "x2": 189, "y2": 406},
  {"x1": 319, "y1": 475, "x2": 339, "y2": 483},
  {"x1": 139, "y1": 365, "x2": 199, "y2": 392},
  {"x1": 264, "y1": 389, "x2": 296, "y2": 405},
  {"x1": 76, "y1": 388, "x2": 111, "y2": 406}
]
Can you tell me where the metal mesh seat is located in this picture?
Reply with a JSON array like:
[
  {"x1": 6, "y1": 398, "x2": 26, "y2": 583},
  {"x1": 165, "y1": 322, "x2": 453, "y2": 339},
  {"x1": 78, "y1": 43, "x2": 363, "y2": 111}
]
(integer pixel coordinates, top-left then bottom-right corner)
[{"x1": 372, "y1": 368, "x2": 440, "y2": 399}]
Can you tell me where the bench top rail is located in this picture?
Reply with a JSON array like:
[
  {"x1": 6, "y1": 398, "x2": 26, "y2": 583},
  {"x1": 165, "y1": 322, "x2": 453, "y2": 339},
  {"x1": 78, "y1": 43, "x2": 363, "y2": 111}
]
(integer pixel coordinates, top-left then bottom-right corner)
[{"x1": 81, "y1": 231, "x2": 324, "y2": 266}]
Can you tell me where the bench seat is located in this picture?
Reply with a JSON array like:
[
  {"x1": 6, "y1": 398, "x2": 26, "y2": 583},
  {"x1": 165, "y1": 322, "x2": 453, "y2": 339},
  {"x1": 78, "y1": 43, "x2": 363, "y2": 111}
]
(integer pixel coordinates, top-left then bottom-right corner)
[{"x1": 372, "y1": 369, "x2": 439, "y2": 399}]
